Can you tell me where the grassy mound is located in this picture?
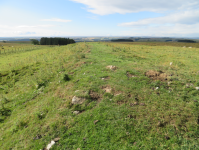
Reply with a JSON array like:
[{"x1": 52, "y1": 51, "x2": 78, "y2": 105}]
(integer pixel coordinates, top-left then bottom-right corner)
[{"x1": 0, "y1": 42, "x2": 199, "y2": 149}]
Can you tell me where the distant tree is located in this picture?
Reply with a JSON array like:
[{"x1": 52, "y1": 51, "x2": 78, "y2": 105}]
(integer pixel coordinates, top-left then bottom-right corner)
[
  {"x1": 30, "y1": 39, "x2": 39, "y2": 45},
  {"x1": 2, "y1": 41, "x2": 6, "y2": 43},
  {"x1": 178, "y1": 40, "x2": 196, "y2": 43},
  {"x1": 40, "y1": 37, "x2": 75, "y2": 45}
]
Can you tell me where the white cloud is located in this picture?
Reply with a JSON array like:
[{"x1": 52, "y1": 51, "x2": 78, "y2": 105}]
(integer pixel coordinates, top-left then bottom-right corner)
[
  {"x1": 17, "y1": 25, "x2": 55, "y2": 28},
  {"x1": 41, "y1": 18, "x2": 72, "y2": 22},
  {"x1": 120, "y1": 23, "x2": 199, "y2": 37},
  {"x1": 119, "y1": 10, "x2": 199, "y2": 26},
  {"x1": 71, "y1": 0, "x2": 199, "y2": 15}
]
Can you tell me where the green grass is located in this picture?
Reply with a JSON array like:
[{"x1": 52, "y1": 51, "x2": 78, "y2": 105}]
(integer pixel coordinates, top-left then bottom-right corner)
[{"x1": 0, "y1": 42, "x2": 199, "y2": 149}]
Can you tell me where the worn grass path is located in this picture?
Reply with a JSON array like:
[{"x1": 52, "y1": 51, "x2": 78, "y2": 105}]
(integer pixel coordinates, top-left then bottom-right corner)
[{"x1": 0, "y1": 42, "x2": 199, "y2": 149}]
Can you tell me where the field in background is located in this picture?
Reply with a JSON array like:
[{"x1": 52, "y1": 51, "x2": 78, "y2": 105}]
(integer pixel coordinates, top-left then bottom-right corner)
[
  {"x1": 0, "y1": 42, "x2": 199, "y2": 149},
  {"x1": 0, "y1": 42, "x2": 50, "y2": 55},
  {"x1": 112, "y1": 41, "x2": 199, "y2": 48}
]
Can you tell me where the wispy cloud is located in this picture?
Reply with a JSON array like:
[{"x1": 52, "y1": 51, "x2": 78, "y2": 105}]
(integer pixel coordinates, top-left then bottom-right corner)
[
  {"x1": 41, "y1": 18, "x2": 72, "y2": 22},
  {"x1": 118, "y1": 10, "x2": 199, "y2": 27},
  {"x1": 17, "y1": 25, "x2": 55, "y2": 28},
  {"x1": 71, "y1": 0, "x2": 199, "y2": 15},
  {"x1": 87, "y1": 15, "x2": 99, "y2": 20}
]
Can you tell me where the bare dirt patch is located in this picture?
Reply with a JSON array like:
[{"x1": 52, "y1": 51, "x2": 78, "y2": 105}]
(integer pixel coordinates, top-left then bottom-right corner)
[
  {"x1": 102, "y1": 86, "x2": 112, "y2": 93},
  {"x1": 101, "y1": 76, "x2": 110, "y2": 80},
  {"x1": 126, "y1": 72, "x2": 137, "y2": 78},
  {"x1": 89, "y1": 90, "x2": 101, "y2": 102},
  {"x1": 145, "y1": 70, "x2": 167, "y2": 81}
]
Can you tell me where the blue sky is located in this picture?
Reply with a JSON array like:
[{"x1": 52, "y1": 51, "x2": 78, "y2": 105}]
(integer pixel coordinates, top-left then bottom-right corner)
[{"x1": 0, "y1": 0, "x2": 199, "y2": 37}]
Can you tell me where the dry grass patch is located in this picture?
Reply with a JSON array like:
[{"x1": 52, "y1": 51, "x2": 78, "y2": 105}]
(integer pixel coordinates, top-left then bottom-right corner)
[
  {"x1": 145, "y1": 70, "x2": 168, "y2": 81},
  {"x1": 102, "y1": 85, "x2": 112, "y2": 93}
]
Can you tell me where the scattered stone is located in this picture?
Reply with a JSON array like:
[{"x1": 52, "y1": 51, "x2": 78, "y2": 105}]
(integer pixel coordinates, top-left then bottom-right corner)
[
  {"x1": 72, "y1": 96, "x2": 86, "y2": 104},
  {"x1": 34, "y1": 134, "x2": 42, "y2": 140},
  {"x1": 126, "y1": 132, "x2": 130, "y2": 135},
  {"x1": 140, "y1": 103, "x2": 145, "y2": 106},
  {"x1": 155, "y1": 87, "x2": 159, "y2": 90},
  {"x1": 77, "y1": 148, "x2": 81, "y2": 150},
  {"x1": 195, "y1": 87, "x2": 199, "y2": 90},
  {"x1": 46, "y1": 140, "x2": 55, "y2": 150},
  {"x1": 126, "y1": 72, "x2": 136, "y2": 78},
  {"x1": 73, "y1": 111, "x2": 80, "y2": 115},
  {"x1": 101, "y1": 76, "x2": 110, "y2": 80},
  {"x1": 129, "y1": 102, "x2": 138, "y2": 106},
  {"x1": 114, "y1": 92, "x2": 122, "y2": 96},
  {"x1": 157, "y1": 121, "x2": 164, "y2": 127},
  {"x1": 168, "y1": 82, "x2": 172, "y2": 86},
  {"x1": 189, "y1": 47, "x2": 192, "y2": 48},
  {"x1": 186, "y1": 83, "x2": 194, "y2": 88},
  {"x1": 53, "y1": 138, "x2": 60, "y2": 142},
  {"x1": 75, "y1": 90, "x2": 80, "y2": 93},
  {"x1": 94, "y1": 120, "x2": 99, "y2": 124},
  {"x1": 183, "y1": 46, "x2": 186, "y2": 48},
  {"x1": 170, "y1": 62, "x2": 172, "y2": 66},
  {"x1": 194, "y1": 100, "x2": 198, "y2": 102},
  {"x1": 106, "y1": 65, "x2": 117, "y2": 70},
  {"x1": 83, "y1": 137, "x2": 86, "y2": 141}
]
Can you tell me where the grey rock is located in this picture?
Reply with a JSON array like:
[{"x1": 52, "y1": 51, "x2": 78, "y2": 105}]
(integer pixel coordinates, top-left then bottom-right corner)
[
  {"x1": 72, "y1": 96, "x2": 86, "y2": 104},
  {"x1": 73, "y1": 111, "x2": 80, "y2": 115}
]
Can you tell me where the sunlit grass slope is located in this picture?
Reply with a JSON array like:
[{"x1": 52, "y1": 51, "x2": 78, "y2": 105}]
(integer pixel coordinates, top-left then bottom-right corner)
[{"x1": 0, "y1": 42, "x2": 199, "y2": 149}]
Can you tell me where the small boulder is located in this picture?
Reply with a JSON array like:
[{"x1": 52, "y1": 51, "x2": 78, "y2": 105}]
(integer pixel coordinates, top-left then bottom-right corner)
[
  {"x1": 73, "y1": 111, "x2": 80, "y2": 115},
  {"x1": 53, "y1": 138, "x2": 60, "y2": 142},
  {"x1": 72, "y1": 96, "x2": 86, "y2": 104},
  {"x1": 46, "y1": 140, "x2": 55, "y2": 150},
  {"x1": 106, "y1": 65, "x2": 117, "y2": 70},
  {"x1": 186, "y1": 83, "x2": 194, "y2": 88},
  {"x1": 140, "y1": 103, "x2": 145, "y2": 106}
]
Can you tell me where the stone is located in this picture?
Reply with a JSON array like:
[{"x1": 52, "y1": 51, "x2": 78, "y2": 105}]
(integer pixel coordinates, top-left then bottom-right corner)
[
  {"x1": 73, "y1": 111, "x2": 80, "y2": 115},
  {"x1": 168, "y1": 82, "x2": 172, "y2": 86},
  {"x1": 46, "y1": 140, "x2": 55, "y2": 150},
  {"x1": 195, "y1": 87, "x2": 199, "y2": 90},
  {"x1": 106, "y1": 65, "x2": 117, "y2": 70},
  {"x1": 94, "y1": 120, "x2": 99, "y2": 124},
  {"x1": 53, "y1": 138, "x2": 60, "y2": 142},
  {"x1": 140, "y1": 103, "x2": 145, "y2": 106},
  {"x1": 186, "y1": 83, "x2": 194, "y2": 88},
  {"x1": 72, "y1": 96, "x2": 86, "y2": 104}
]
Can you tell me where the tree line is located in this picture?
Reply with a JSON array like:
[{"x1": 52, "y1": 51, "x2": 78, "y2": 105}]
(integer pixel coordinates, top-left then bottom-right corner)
[
  {"x1": 30, "y1": 37, "x2": 76, "y2": 45},
  {"x1": 40, "y1": 37, "x2": 75, "y2": 45},
  {"x1": 177, "y1": 40, "x2": 196, "y2": 43},
  {"x1": 111, "y1": 39, "x2": 134, "y2": 42}
]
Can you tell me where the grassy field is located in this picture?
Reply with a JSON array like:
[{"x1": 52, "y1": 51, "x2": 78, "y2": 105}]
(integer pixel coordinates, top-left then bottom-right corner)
[
  {"x1": 0, "y1": 42, "x2": 48, "y2": 54},
  {"x1": 0, "y1": 42, "x2": 199, "y2": 149}
]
